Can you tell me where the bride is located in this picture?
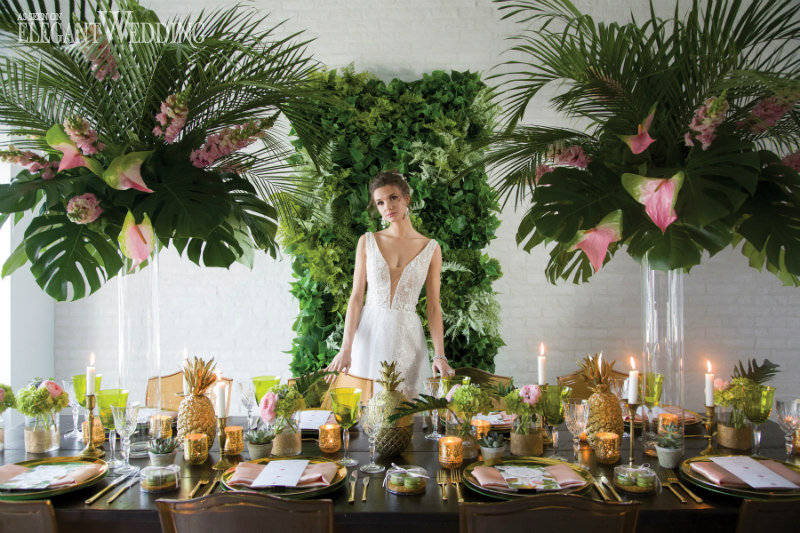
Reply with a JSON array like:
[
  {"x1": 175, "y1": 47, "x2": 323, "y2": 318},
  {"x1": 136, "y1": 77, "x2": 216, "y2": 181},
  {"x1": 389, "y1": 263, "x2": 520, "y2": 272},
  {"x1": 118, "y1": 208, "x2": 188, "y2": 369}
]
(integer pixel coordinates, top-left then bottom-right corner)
[{"x1": 326, "y1": 171, "x2": 454, "y2": 398}]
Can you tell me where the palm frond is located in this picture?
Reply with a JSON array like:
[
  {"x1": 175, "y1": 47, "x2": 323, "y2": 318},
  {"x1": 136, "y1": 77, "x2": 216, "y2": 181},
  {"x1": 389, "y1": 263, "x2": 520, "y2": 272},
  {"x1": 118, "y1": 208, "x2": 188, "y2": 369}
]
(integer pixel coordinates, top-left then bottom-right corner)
[
  {"x1": 387, "y1": 394, "x2": 450, "y2": 424},
  {"x1": 732, "y1": 358, "x2": 780, "y2": 384}
]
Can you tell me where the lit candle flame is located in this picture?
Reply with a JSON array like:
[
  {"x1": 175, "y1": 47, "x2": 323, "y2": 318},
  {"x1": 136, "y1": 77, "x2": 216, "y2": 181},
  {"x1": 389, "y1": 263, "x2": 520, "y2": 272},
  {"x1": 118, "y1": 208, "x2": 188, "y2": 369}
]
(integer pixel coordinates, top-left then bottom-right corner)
[
  {"x1": 89, "y1": 352, "x2": 95, "y2": 365},
  {"x1": 539, "y1": 342, "x2": 545, "y2": 357},
  {"x1": 707, "y1": 360, "x2": 712, "y2": 373},
  {"x1": 630, "y1": 356, "x2": 636, "y2": 370}
]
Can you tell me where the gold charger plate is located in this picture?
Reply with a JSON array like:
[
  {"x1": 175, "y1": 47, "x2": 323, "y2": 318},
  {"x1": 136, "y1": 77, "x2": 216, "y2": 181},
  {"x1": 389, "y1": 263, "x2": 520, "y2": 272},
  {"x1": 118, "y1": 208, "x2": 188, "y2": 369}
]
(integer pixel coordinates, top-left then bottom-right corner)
[
  {"x1": 625, "y1": 405, "x2": 703, "y2": 428},
  {"x1": 221, "y1": 455, "x2": 347, "y2": 499},
  {"x1": 462, "y1": 457, "x2": 592, "y2": 500},
  {"x1": 0, "y1": 456, "x2": 108, "y2": 501},
  {"x1": 679, "y1": 455, "x2": 800, "y2": 500}
]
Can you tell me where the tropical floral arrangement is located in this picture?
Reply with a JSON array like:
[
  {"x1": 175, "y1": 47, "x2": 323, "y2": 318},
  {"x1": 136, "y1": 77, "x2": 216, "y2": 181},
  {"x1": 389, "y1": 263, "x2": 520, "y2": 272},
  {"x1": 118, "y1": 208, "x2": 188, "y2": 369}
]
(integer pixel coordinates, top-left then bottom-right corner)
[
  {"x1": 0, "y1": 384, "x2": 15, "y2": 415},
  {"x1": 15, "y1": 379, "x2": 70, "y2": 428},
  {"x1": 503, "y1": 384, "x2": 543, "y2": 435},
  {"x1": 258, "y1": 384, "x2": 305, "y2": 434},
  {"x1": 714, "y1": 358, "x2": 780, "y2": 428},
  {"x1": 484, "y1": 0, "x2": 800, "y2": 284},
  {"x1": 0, "y1": 0, "x2": 328, "y2": 301}
]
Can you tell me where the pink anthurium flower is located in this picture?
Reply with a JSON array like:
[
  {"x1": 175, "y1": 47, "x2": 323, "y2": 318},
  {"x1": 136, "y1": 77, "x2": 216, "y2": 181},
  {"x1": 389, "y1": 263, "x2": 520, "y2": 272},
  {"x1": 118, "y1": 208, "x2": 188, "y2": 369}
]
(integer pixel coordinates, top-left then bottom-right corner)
[
  {"x1": 622, "y1": 171, "x2": 684, "y2": 232},
  {"x1": 45, "y1": 124, "x2": 86, "y2": 172},
  {"x1": 618, "y1": 104, "x2": 657, "y2": 154},
  {"x1": 569, "y1": 210, "x2": 623, "y2": 271},
  {"x1": 118, "y1": 211, "x2": 155, "y2": 271},
  {"x1": 260, "y1": 391, "x2": 278, "y2": 424},
  {"x1": 102, "y1": 151, "x2": 154, "y2": 192}
]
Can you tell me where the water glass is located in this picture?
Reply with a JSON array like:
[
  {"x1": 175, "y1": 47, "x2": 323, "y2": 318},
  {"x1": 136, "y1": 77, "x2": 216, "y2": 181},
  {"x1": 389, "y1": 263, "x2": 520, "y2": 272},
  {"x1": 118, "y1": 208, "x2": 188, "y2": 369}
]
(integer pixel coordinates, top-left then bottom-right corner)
[
  {"x1": 97, "y1": 389, "x2": 128, "y2": 471},
  {"x1": 61, "y1": 379, "x2": 82, "y2": 439},
  {"x1": 330, "y1": 388, "x2": 362, "y2": 467},
  {"x1": 425, "y1": 379, "x2": 444, "y2": 441},
  {"x1": 774, "y1": 398, "x2": 800, "y2": 456},
  {"x1": 111, "y1": 403, "x2": 141, "y2": 476},
  {"x1": 742, "y1": 385, "x2": 775, "y2": 456},
  {"x1": 542, "y1": 385, "x2": 570, "y2": 458},
  {"x1": 565, "y1": 400, "x2": 589, "y2": 458},
  {"x1": 359, "y1": 403, "x2": 385, "y2": 473},
  {"x1": 239, "y1": 381, "x2": 257, "y2": 429}
]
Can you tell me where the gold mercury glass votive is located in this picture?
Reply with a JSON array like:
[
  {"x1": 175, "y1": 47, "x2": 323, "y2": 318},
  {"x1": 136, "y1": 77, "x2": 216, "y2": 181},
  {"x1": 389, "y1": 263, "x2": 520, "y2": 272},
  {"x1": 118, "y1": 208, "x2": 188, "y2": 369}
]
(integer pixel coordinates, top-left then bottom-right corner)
[
  {"x1": 793, "y1": 429, "x2": 800, "y2": 454},
  {"x1": 224, "y1": 426, "x2": 244, "y2": 455},
  {"x1": 318, "y1": 424, "x2": 342, "y2": 453},
  {"x1": 595, "y1": 432, "x2": 621, "y2": 465},
  {"x1": 82, "y1": 418, "x2": 105, "y2": 446},
  {"x1": 472, "y1": 420, "x2": 491, "y2": 440},
  {"x1": 184, "y1": 433, "x2": 208, "y2": 464},
  {"x1": 439, "y1": 436, "x2": 463, "y2": 469},
  {"x1": 149, "y1": 415, "x2": 172, "y2": 439}
]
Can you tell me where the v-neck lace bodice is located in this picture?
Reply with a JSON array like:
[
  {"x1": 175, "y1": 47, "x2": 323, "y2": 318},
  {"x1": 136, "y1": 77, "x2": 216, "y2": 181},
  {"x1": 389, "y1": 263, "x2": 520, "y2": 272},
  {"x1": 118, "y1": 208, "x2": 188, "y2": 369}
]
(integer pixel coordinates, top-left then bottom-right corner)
[{"x1": 365, "y1": 232, "x2": 437, "y2": 313}]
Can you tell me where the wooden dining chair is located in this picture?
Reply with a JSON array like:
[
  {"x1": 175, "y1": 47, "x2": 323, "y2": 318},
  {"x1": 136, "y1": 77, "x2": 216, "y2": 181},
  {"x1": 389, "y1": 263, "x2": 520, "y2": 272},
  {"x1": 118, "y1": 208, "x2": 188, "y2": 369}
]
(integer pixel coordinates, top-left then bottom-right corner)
[
  {"x1": 0, "y1": 500, "x2": 59, "y2": 533},
  {"x1": 557, "y1": 369, "x2": 627, "y2": 400},
  {"x1": 320, "y1": 373, "x2": 374, "y2": 409},
  {"x1": 735, "y1": 498, "x2": 800, "y2": 533},
  {"x1": 157, "y1": 492, "x2": 333, "y2": 533},
  {"x1": 460, "y1": 494, "x2": 640, "y2": 533},
  {"x1": 146, "y1": 372, "x2": 232, "y2": 413}
]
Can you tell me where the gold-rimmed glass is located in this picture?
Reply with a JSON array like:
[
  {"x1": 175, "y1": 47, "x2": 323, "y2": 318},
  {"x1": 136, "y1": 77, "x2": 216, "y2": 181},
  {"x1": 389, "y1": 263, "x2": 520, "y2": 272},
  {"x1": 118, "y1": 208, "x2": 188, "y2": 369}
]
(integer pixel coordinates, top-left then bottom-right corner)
[
  {"x1": 330, "y1": 387, "x2": 361, "y2": 467},
  {"x1": 742, "y1": 385, "x2": 775, "y2": 456},
  {"x1": 97, "y1": 389, "x2": 128, "y2": 471}
]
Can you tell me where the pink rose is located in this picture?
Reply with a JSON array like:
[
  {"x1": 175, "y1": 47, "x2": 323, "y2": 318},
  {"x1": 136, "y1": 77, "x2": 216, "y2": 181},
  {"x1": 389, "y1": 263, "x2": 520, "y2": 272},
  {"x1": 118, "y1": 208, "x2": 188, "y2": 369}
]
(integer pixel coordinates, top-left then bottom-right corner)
[
  {"x1": 259, "y1": 391, "x2": 277, "y2": 424},
  {"x1": 0, "y1": 388, "x2": 5, "y2": 403},
  {"x1": 713, "y1": 378, "x2": 728, "y2": 392},
  {"x1": 445, "y1": 384, "x2": 460, "y2": 402},
  {"x1": 39, "y1": 380, "x2": 63, "y2": 398},
  {"x1": 519, "y1": 384, "x2": 541, "y2": 407}
]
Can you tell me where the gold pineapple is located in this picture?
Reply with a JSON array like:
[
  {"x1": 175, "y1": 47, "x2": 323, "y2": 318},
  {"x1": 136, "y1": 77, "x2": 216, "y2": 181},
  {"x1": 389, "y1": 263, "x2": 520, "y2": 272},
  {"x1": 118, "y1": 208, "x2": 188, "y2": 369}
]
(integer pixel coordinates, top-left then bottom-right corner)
[
  {"x1": 579, "y1": 353, "x2": 624, "y2": 446},
  {"x1": 177, "y1": 356, "x2": 218, "y2": 448},
  {"x1": 371, "y1": 361, "x2": 413, "y2": 457}
]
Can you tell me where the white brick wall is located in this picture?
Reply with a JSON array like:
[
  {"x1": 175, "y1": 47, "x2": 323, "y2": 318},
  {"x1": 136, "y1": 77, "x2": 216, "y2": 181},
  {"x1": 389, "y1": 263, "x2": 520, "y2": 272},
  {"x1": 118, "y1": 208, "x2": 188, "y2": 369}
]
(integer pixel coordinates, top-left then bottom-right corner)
[{"x1": 52, "y1": 0, "x2": 800, "y2": 414}]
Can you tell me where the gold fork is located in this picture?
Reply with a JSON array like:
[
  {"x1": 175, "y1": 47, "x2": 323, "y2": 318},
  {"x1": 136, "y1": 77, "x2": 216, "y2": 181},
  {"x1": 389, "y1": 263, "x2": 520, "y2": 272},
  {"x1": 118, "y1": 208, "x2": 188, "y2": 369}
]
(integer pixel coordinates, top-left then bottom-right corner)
[
  {"x1": 450, "y1": 469, "x2": 464, "y2": 503},
  {"x1": 665, "y1": 469, "x2": 702, "y2": 503},
  {"x1": 189, "y1": 475, "x2": 209, "y2": 498},
  {"x1": 436, "y1": 470, "x2": 448, "y2": 501},
  {"x1": 205, "y1": 471, "x2": 223, "y2": 496}
]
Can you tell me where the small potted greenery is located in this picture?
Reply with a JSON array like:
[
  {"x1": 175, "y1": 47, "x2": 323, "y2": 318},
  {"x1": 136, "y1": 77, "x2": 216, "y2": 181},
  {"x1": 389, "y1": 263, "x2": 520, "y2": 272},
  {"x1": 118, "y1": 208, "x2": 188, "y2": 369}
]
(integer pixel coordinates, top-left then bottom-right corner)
[
  {"x1": 0, "y1": 384, "x2": 16, "y2": 452},
  {"x1": 655, "y1": 421, "x2": 683, "y2": 468},
  {"x1": 16, "y1": 378, "x2": 69, "y2": 453},
  {"x1": 245, "y1": 427, "x2": 275, "y2": 459},
  {"x1": 478, "y1": 431, "x2": 506, "y2": 461},
  {"x1": 148, "y1": 437, "x2": 179, "y2": 466}
]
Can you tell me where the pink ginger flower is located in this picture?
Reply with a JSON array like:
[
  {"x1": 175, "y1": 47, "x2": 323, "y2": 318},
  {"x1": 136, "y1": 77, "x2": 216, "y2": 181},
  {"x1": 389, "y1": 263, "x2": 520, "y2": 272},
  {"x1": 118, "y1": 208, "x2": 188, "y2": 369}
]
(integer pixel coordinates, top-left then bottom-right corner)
[
  {"x1": 713, "y1": 378, "x2": 729, "y2": 392},
  {"x1": 686, "y1": 95, "x2": 729, "y2": 151},
  {"x1": 64, "y1": 116, "x2": 105, "y2": 156},
  {"x1": 153, "y1": 92, "x2": 189, "y2": 144},
  {"x1": 79, "y1": 25, "x2": 119, "y2": 82},
  {"x1": 781, "y1": 151, "x2": 800, "y2": 172},
  {"x1": 0, "y1": 146, "x2": 59, "y2": 179},
  {"x1": 66, "y1": 193, "x2": 103, "y2": 224},
  {"x1": 739, "y1": 89, "x2": 800, "y2": 134},
  {"x1": 190, "y1": 114, "x2": 279, "y2": 168},
  {"x1": 259, "y1": 391, "x2": 278, "y2": 424},
  {"x1": 519, "y1": 385, "x2": 541, "y2": 407},
  {"x1": 39, "y1": 380, "x2": 63, "y2": 398},
  {"x1": 552, "y1": 144, "x2": 591, "y2": 169}
]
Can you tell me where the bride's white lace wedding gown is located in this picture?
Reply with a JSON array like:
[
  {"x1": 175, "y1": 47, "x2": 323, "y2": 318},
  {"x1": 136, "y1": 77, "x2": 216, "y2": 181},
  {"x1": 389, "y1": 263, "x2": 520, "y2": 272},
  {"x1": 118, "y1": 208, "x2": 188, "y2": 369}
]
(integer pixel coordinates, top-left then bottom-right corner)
[{"x1": 349, "y1": 232, "x2": 438, "y2": 399}]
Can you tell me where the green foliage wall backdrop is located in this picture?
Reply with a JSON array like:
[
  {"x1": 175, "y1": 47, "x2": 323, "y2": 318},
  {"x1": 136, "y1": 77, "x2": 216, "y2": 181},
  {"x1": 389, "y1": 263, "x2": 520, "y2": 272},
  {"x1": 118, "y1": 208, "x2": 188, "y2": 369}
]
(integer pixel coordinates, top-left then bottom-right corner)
[{"x1": 282, "y1": 67, "x2": 504, "y2": 376}]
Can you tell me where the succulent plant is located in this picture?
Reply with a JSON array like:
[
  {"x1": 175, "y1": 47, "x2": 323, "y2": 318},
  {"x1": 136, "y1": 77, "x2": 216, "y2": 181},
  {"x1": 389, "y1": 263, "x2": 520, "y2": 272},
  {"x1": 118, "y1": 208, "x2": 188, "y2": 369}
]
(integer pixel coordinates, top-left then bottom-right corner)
[
  {"x1": 245, "y1": 428, "x2": 275, "y2": 445},
  {"x1": 657, "y1": 422, "x2": 682, "y2": 449},
  {"x1": 149, "y1": 437, "x2": 178, "y2": 454},
  {"x1": 478, "y1": 431, "x2": 505, "y2": 449}
]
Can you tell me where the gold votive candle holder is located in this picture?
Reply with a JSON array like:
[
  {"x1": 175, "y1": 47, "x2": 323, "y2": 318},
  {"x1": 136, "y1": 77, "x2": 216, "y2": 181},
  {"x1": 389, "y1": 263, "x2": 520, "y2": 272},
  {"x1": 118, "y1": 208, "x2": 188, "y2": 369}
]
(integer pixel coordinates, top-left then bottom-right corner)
[
  {"x1": 224, "y1": 426, "x2": 244, "y2": 455},
  {"x1": 793, "y1": 429, "x2": 800, "y2": 454},
  {"x1": 82, "y1": 418, "x2": 105, "y2": 446},
  {"x1": 658, "y1": 413, "x2": 680, "y2": 433},
  {"x1": 595, "y1": 432, "x2": 620, "y2": 465},
  {"x1": 149, "y1": 415, "x2": 172, "y2": 439},
  {"x1": 439, "y1": 436, "x2": 463, "y2": 469},
  {"x1": 471, "y1": 419, "x2": 491, "y2": 440},
  {"x1": 318, "y1": 424, "x2": 341, "y2": 453},
  {"x1": 184, "y1": 433, "x2": 208, "y2": 464}
]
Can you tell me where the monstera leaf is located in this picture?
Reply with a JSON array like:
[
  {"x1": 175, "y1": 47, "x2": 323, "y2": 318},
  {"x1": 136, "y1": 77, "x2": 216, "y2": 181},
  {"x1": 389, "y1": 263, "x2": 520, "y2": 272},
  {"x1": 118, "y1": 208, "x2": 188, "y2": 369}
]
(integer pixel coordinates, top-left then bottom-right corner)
[{"x1": 23, "y1": 213, "x2": 124, "y2": 301}]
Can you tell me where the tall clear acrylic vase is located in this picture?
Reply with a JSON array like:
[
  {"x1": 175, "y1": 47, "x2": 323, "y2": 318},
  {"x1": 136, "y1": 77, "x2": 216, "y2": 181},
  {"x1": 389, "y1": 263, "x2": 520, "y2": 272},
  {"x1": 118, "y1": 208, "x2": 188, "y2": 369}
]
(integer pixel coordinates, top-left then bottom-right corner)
[{"x1": 641, "y1": 254, "x2": 685, "y2": 458}]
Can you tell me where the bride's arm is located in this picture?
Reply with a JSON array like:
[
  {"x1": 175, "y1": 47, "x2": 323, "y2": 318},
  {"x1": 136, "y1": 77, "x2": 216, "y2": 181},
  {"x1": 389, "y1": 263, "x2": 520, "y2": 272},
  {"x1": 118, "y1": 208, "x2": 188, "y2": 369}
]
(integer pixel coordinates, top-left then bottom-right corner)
[
  {"x1": 326, "y1": 235, "x2": 367, "y2": 375},
  {"x1": 425, "y1": 243, "x2": 453, "y2": 377}
]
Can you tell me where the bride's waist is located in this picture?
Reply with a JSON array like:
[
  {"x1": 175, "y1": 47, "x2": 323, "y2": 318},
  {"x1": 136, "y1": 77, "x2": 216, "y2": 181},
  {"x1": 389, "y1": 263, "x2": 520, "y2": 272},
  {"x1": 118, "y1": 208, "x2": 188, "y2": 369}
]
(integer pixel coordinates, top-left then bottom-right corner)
[{"x1": 363, "y1": 303, "x2": 419, "y2": 316}]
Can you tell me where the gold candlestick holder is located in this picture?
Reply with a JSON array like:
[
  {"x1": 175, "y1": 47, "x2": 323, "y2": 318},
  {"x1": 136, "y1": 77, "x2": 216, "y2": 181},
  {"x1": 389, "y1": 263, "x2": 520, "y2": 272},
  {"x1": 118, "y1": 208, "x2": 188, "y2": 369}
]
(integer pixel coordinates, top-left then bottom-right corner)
[
  {"x1": 80, "y1": 394, "x2": 105, "y2": 460},
  {"x1": 627, "y1": 403, "x2": 640, "y2": 466},
  {"x1": 701, "y1": 405, "x2": 718, "y2": 456},
  {"x1": 212, "y1": 417, "x2": 233, "y2": 471}
]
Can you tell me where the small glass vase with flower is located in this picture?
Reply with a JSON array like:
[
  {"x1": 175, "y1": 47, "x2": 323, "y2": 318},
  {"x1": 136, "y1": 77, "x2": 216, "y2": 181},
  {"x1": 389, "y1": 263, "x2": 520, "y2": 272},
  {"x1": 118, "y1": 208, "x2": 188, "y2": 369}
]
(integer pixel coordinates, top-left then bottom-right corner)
[
  {"x1": 503, "y1": 385, "x2": 544, "y2": 456},
  {"x1": 0, "y1": 384, "x2": 16, "y2": 452},
  {"x1": 443, "y1": 380, "x2": 494, "y2": 460},
  {"x1": 259, "y1": 384, "x2": 305, "y2": 456},
  {"x1": 15, "y1": 379, "x2": 69, "y2": 453}
]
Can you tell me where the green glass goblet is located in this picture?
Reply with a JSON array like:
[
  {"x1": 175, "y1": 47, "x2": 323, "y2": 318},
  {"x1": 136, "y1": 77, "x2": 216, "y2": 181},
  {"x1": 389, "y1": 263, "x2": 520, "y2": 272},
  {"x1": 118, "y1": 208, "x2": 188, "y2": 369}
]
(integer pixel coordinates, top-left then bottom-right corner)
[
  {"x1": 97, "y1": 389, "x2": 128, "y2": 471},
  {"x1": 542, "y1": 385, "x2": 571, "y2": 458},
  {"x1": 252, "y1": 375, "x2": 281, "y2": 404},
  {"x1": 742, "y1": 385, "x2": 776, "y2": 456},
  {"x1": 72, "y1": 373, "x2": 103, "y2": 408},
  {"x1": 330, "y1": 387, "x2": 362, "y2": 467}
]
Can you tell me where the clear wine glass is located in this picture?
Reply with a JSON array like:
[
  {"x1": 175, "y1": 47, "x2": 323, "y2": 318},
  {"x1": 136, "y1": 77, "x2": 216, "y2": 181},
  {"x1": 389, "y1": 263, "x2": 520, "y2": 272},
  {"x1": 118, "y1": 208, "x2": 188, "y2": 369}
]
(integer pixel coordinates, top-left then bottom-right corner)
[
  {"x1": 774, "y1": 398, "x2": 800, "y2": 457},
  {"x1": 111, "y1": 403, "x2": 141, "y2": 476},
  {"x1": 565, "y1": 400, "x2": 589, "y2": 459},
  {"x1": 61, "y1": 379, "x2": 82, "y2": 439},
  {"x1": 359, "y1": 403, "x2": 385, "y2": 473},
  {"x1": 239, "y1": 381, "x2": 257, "y2": 430},
  {"x1": 424, "y1": 379, "x2": 444, "y2": 441},
  {"x1": 609, "y1": 377, "x2": 628, "y2": 437}
]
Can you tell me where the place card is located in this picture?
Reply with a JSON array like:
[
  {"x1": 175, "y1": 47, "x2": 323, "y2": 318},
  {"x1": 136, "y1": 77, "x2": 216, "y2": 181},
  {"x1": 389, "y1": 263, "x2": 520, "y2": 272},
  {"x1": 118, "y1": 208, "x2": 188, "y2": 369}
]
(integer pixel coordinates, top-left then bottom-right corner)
[
  {"x1": 250, "y1": 459, "x2": 309, "y2": 488},
  {"x1": 710, "y1": 456, "x2": 799, "y2": 490},
  {"x1": 300, "y1": 410, "x2": 332, "y2": 430}
]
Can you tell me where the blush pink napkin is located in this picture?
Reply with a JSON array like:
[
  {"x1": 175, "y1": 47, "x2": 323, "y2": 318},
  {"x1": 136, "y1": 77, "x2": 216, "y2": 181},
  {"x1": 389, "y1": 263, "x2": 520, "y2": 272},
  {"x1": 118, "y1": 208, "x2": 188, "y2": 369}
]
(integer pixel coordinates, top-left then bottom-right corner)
[
  {"x1": 471, "y1": 464, "x2": 585, "y2": 491},
  {"x1": 229, "y1": 462, "x2": 339, "y2": 488},
  {"x1": 691, "y1": 460, "x2": 800, "y2": 489},
  {"x1": 48, "y1": 464, "x2": 104, "y2": 488},
  {"x1": 0, "y1": 465, "x2": 29, "y2": 484}
]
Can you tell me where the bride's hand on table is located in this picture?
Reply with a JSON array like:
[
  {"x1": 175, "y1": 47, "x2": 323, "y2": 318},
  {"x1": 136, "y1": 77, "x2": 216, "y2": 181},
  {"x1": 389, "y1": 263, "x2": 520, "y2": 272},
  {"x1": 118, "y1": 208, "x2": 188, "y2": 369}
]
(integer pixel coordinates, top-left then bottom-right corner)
[
  {"x1": 325, "y1": 350, "x2": 351, "y2": 382},
  {"x1": 432, "y1": 358, "x2": 454, "y2": 377}
]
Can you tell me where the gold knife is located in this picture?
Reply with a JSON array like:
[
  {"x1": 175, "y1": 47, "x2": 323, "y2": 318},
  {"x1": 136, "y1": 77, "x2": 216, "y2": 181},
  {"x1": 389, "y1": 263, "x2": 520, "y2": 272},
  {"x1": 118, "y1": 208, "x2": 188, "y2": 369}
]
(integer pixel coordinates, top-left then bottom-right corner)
[
  {"x1": 348, "y1": 471, "x2": 357, "y2": 504},
  {"x1": 593, "y1": 478, "x2": 611, "y2": 501},
  {"x1": 106, "y1": 476, "x2": 139, "y2": 504},
  {"x1": 85, "y1": 473, "x2": 133, "y2": 505},
  {"x1": 361, "y1": 475, "x2": 370, "y2": 502},
  {"x1": 601, "y1": 476, "x2": 623, "y2": 502}
]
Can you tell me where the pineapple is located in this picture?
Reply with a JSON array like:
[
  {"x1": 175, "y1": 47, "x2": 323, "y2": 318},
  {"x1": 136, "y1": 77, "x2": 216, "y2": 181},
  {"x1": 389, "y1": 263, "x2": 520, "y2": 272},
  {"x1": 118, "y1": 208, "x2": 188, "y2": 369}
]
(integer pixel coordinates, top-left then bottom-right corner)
[
  {"x1": 371, "y1": 361, "x2": 413, "y2": 457},
  {"x1": 579, "y1": 354, "x2": 624, "y2": 446},
  {"x1": 177, "y1": 356, "x2": 218, "y2": 448}
]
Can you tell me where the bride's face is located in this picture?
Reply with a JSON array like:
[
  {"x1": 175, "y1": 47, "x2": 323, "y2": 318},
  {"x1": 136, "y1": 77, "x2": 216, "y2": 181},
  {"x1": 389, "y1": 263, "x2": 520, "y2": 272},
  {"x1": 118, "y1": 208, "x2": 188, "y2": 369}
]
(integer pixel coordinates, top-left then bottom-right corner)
[{"x1": 373, "y1": 185, "x2": 409, "y2": 223}]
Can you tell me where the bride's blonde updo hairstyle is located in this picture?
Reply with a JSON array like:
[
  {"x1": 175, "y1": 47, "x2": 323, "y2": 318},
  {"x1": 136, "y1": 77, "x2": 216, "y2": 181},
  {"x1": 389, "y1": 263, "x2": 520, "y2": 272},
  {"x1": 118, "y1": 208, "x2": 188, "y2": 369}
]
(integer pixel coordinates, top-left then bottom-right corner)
[{"x1": 367, "y1": 170, "x2": 411, "y2": 213}]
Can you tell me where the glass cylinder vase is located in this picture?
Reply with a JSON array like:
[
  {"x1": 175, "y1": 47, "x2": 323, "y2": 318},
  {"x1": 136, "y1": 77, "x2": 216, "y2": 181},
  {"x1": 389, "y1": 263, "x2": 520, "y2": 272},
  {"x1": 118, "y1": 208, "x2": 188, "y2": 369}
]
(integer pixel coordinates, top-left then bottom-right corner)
[
  {"x1": 509, "y1": 416, "x2": 544, "y2": 456},
  {"x1": 641, "y1": 255, "x2": 684, "y2": 457},
  {"x1": 24, "y1": 414, "x2": 60, "y2": 453},
  {"x1": 271, "y1": 413, "x2": 302, "y2": 456}
]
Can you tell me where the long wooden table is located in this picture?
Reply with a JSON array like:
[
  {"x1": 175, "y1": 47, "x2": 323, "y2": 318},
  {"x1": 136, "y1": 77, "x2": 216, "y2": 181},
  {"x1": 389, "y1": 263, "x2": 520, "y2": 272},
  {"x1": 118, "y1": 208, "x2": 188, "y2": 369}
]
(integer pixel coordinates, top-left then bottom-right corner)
[{"x1": 1, "y1": 414, "x2": 797, "y2": 532}]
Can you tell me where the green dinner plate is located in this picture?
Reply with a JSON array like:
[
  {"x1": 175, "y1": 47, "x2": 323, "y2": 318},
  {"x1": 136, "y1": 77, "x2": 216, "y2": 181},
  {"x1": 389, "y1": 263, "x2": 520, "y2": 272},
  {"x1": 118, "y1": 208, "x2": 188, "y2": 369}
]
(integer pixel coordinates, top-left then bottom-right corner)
[
  {"x1": 462, "y1": 457, "x2": 593, "y2": 500},
  {"x1": 0, "y1": 456, "x2": 109, "y2": 501},
  {"x1": 679, "y1": 455, "x2": 800, "y2": 500},
  {"x1": 221, "y1": 455, "x2": 347, "y2": 499}
]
